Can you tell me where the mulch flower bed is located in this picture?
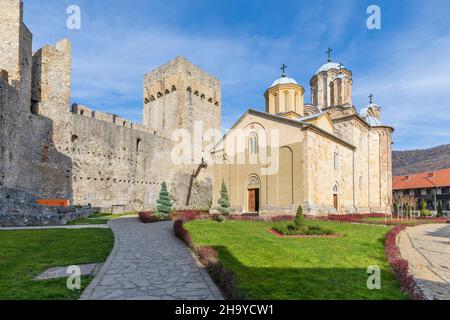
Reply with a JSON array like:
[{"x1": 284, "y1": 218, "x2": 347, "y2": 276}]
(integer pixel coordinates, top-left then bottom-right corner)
[{"x1": 268, "y1": 228, "x2": 342, "y2": 239}]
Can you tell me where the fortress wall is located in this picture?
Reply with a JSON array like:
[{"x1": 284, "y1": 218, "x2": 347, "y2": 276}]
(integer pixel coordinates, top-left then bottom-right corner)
[
  {"x1": 49, "y1": 112, "x2": 213, "y2": 211},
  {"x1": 0, "y1": 77, "x2": 73, "y2": 199}
]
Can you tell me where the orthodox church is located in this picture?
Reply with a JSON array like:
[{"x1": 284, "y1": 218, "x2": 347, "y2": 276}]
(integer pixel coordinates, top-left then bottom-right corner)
[{"x1": 212, "y1": 50, "x2": 394, "y2": 215}]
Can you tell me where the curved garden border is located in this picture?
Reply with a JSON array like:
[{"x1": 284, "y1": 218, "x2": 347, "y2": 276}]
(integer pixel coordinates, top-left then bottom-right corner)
[{"x1": 384, "y1": 225, "x2": 425, "y2": 300}]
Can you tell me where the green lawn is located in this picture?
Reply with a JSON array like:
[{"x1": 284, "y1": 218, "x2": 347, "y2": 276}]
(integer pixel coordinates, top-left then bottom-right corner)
[
  {"x1": 185, "y1": 220, "x2": 408, "y2": 300},
  {"x1": 0, "y1": 228, "x2": 114, "y2": 300},
  {"x1": 67, "y1": 212, "x2": 137, "y2": 225}
]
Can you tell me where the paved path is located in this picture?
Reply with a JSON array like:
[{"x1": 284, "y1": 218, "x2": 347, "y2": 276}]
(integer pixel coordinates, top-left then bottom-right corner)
[
  {"x1": 398, "y1": 224, "x2": 450, "y2": 300},
  {"x1": 80, "y1": 218, "x2": 223, "y2": 300},
  {"x1": 0, "y1": 225, "x2": 109, "y2": 231}
]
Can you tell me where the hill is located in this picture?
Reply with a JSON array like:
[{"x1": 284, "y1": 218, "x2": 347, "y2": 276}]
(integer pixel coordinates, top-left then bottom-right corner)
[{"x1": 393, "y1": 144, "x2": 450, "y2": 176}]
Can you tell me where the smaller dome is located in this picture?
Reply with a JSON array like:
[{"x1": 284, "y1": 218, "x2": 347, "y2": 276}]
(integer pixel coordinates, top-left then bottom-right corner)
[
  {"x1": 366, "y1": 102, "x2": 381, "y2": 109},
  {"x1": 360, "y1": 107, "x2": 381, "y2": 126},
  {"x1": 316, "y1": 62, "x2": 343, "y2": 75},
  {"x1": 270, "y1": 77, "x2": 298, "y2": 88}
]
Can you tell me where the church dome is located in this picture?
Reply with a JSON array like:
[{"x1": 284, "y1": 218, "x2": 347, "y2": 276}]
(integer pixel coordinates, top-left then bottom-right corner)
[
  {"x1": 270, "y1": 76, "x2": 298, "y2": 88},
  {"x1": 316, "y1": 62, "x2": 343, "y2": 75},
  {"x1": 360, "y1": 106, "x2": 382, "y2": 126}
]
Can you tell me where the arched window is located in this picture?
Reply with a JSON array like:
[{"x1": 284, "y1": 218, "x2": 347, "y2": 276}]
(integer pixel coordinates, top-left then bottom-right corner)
[
  {"x1": 334, "y1": 149, "x2": 340, "y2": 171},
  {"x1": 333, "y1": 183, "x2": 339, "y2": 194},
  {"x1": 273, "y1": 93, "x2": 279, "y2": 114},
  {"x1": 294, "y1": 92, "x2": 298, "y2": 109},
  {"x1": 136, "y1": 138, "x2": 141, "y2": 151},
  {"x1": 249, "y1": 132, "x2": 258, "y2": 155},
  {"x1": 284, "y1": 91, "x2": 289, "y2": 112}
]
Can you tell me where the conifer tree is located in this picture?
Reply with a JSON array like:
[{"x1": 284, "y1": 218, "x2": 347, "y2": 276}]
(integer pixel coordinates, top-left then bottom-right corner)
[
  {"x1": 157, "y1": 182, "x2": 172, "y2": 219},
  {"x1": 217, "y1": 181, "x2": 230, "y2": 216}
]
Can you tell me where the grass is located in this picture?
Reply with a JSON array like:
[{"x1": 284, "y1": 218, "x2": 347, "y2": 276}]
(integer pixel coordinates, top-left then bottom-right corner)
[
  {"x1": 0, "y1": 228, "x2": 114, "y2": 300},
  {"x1": 185, "y1": 220, "x2": 408, "y2": 300},
  {"x1": 67, "y1": 212, "x2": 138, "y2": 225}
]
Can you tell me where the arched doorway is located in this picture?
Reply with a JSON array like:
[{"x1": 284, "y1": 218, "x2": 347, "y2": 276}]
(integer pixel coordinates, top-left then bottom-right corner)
[
  {"x1": 247, "y1": 175, "x2": 261, "y2": 213},
  {"x1": 333, "y1": 183, "x2": 340, "y2": 213}
]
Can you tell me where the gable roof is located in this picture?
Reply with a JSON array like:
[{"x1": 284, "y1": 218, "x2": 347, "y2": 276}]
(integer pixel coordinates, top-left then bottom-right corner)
[
  {"x1": 213, "y1": 109, "x2": 355, "y2": 151},
  {"x1": 393, "y1": 168, "x2": 450, "y2": 190}
]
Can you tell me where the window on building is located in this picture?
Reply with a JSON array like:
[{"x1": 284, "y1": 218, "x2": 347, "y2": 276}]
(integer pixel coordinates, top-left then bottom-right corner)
[
  {"x1": 426, "y1": 189, "x2": 432, "y2": 195},
  {"x1": 294, "y1": 92, "x2": 298, "y2": 109},
  {"x1": 71, "y1": 135, "x2": 79, "y2": 144},
  {"x1": 334, "y1": 150, "x2": 340, "y2": 171},
  {"x1": 249, "y1": 133, "x2": 258, "y2": 155},
  {"x1": 441, "y1": 187, "x2": 449, "y2": 194},
  {"x1": 414, "y1": 189, "x2": 421, "y2": 196},
  {"x1": 136, "y1": 138, "x2": 141, "y2": 152},
  {"x1": 284, "y1": 91, "x2": 289, "y2": 111}
]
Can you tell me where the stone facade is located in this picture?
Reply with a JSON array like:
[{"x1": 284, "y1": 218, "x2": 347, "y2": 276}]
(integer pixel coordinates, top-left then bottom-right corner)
[
  {"x1": 0, "y1": 1, "x2": 217, "y2": 225},
  {"x1": 212, "y1": 62, "x2": 394, "y2": 216}
]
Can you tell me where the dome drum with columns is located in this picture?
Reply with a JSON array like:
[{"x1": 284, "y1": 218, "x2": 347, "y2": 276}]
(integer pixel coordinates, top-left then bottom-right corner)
[
  {"x1": 264, "y1": 64, "x2": 305, "y2": 119},
  {"x1": 264, "y1": 49, "x2": 384, "y2": 129}
]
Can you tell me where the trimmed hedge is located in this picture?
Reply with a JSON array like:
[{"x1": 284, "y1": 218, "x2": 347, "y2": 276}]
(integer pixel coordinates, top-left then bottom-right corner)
[
  {"x1": 384, "y1": 225, "x2": 424, "y2": 300},
  {"x1": 174, "y1": 218, "x2": 245, "y2": 299}
]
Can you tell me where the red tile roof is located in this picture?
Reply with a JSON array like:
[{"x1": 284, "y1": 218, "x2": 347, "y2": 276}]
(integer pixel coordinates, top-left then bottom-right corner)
[{"x1": 393, "y1": 168, "x2": 450, "y2": 190}]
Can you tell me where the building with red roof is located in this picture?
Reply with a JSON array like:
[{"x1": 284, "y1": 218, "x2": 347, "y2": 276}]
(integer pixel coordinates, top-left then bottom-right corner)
[{"x1": 393, "y1": 168, "x2": 450, "y2": 211}]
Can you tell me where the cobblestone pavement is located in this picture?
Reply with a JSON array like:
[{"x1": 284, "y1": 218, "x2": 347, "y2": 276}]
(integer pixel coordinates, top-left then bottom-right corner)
[
  {"x1": 398, "y1": 224, "x2": 450, "y2": 300},
  {"x1": 80, "y1": 218, "x2": 223, "y2": 300}
]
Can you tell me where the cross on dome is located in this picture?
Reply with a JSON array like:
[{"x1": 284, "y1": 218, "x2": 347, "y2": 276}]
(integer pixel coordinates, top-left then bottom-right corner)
[
  {"x1": 280, "y1": 64, "x2": 287, "y2": 77},
  {"x1": 326, "y1": 48, "x2": 333, "y2": 62}
]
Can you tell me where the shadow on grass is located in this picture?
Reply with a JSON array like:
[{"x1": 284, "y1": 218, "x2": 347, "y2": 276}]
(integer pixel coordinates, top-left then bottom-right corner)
[{"x1": 209, "y1": 245, "x2": 408, "y2": 300}]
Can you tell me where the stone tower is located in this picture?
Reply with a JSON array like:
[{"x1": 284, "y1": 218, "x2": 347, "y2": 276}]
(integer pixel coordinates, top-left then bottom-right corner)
[
  {"x1": 143, "y1": 57, "x2": 221, "y2": 145},
  {"x1": 0, "y1": 0, "x2": 32, "y2": 106}
]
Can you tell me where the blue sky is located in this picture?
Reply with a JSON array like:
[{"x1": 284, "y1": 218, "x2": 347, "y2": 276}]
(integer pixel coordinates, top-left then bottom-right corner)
[{"x1": 22, "y1": 0, "x2": 450, "y2": 150}]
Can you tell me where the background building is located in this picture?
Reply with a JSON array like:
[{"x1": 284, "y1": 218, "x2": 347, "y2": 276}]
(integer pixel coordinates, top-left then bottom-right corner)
[{"x1": 393, "y1": 168, "x2": 450, "y2": 212}]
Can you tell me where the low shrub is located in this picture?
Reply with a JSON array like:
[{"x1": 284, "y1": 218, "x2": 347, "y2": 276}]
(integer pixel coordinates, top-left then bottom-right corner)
[
  {"x1": 173, "y1": 219, "x2": 193, "y2": 248},
  {"x1": 138, "y1": 211, "x2": 167, "y2": 223},
  {"x1": 273, "y1": 223, "x2": 335, "y2": 236},
  {"x1": 385, "y1": 225, "x2": 424, "y2": 300},
  {"x1": 174, "y1": 220, "x2": 245, "y2": 300},
  {"x1": 195, "y1": 246, "x2": 219, "y2": 267},
  {"x1": 213, "y1": 215, "x2": 226, "y2": 223}
]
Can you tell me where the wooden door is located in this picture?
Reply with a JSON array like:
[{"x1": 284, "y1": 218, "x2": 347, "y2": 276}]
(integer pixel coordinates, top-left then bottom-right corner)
[
  {"x1": 333, "y1": 194, "x2": 338, "y2": 211},
  {"x1": 248, "y1": 189, "x2": 256, "y2": 212}
]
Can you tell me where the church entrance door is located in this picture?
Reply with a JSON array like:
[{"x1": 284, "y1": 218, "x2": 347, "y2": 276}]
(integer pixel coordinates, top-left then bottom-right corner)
[
  {"x1": 333, "y1": 194, "x2": 339, "y2": 212},
  {"x1": 248, "y1": 189, "x2": 260, "y2": 213}
]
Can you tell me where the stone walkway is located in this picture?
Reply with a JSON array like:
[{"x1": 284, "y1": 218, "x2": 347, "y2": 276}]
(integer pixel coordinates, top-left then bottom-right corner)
[
  {"x1": 398, "y1": 223, "x2": 450, "y2": 300},
  {"x1": 80, "y1": 218, "x2": 223, "y2": 300}
]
